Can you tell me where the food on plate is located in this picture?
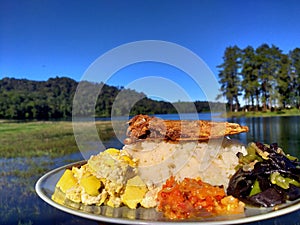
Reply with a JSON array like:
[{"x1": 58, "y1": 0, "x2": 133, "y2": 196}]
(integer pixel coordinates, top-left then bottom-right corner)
[
  {"x1": 121, "y1": 175, "x2": 148, "y2": 209},
  {"x1": 123, "y1": 115, "x2": 248, "y2": 189},
  {"x1": 123, "y1": 138, "x2": 247, "y2": 189},
  {"x1": 52, "y1": 114, "x2": 251, "y2": 218},
  {"x1": 227, "y1": 142, "x2": 300, "y2": 207},
  {"x1": 157, "y1": 176, "x2": 245, "y2": 219},
  {"x1": 54, "y1": 169, "x2": 81, "y2": 203},
  {"x1": 125, "y1": 114, "x2": 249, "y2": 144},
  {"x1": 53, "y1": 148, "x2": 147, "y2": 208}
]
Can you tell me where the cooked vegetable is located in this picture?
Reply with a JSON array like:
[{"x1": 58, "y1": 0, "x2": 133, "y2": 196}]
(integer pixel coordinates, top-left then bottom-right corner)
[
  {"x1": 227, "y1": 142, "x2": 300, "y2": 207},
  {"x1": 121, "y1": 175, "x2": 148, "y2": 209},
  {"x1": 52, "y1": 148, "x2": 141, "y2": 207},
  {"x1": 54, "y1": 169, "x2": 81, "y2": 203},
  {"x1": 56, "y1": 169, "x2": 78, "y2": 193},
  {"x1": 79, "y1": 175, "x2": 102, "y2": 196},
  {"x1": 249, "y1": 180, "x2": 261, "y2": 196},
  {"x1": 157, "y1": 176, "x2": 245, "y2": 219}
]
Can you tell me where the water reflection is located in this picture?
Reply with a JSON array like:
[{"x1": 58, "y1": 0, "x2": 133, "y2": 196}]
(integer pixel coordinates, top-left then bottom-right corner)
[{"x1": 229, "y1": 116, "x2": 300, "y2": 157}]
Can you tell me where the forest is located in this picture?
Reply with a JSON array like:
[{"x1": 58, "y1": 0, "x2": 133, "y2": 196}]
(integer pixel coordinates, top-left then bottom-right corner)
[
  {"x1": 0, "y1": 77, "x2": 221, "y2": 120},
  {"x1": 217, "y1": 44, "x2": 300, "y2": 112},
  {"x1": 3, "y1": 43, "x2": 298, "y2": 119}
]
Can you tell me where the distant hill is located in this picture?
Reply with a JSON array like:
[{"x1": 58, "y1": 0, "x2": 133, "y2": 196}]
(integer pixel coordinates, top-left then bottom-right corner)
[{"x1": 0, "y1": 77, "x2": 222, "y2": 120}]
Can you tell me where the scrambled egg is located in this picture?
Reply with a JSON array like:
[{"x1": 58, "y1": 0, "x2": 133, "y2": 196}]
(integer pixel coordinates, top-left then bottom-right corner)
[{"x1": 52, "y1": 148, "x2": 157, "y2": 208}]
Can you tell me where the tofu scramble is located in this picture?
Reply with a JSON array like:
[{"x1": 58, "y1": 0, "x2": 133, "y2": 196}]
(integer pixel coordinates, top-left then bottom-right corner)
[{"x1": 52, "y1": 148, "x2": 157, "y2": 209}]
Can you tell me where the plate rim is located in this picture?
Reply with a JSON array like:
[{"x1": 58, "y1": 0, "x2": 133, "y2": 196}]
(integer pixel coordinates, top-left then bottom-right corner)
[{"x1": 35, "y1": 161, "x2": 300, "y2": 225}]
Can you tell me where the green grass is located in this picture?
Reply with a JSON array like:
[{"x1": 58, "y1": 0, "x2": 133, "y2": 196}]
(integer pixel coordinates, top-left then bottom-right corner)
[
  {"x1": 224, "y1": 108, "x2": 300, "y2": 118},
  {"x1": 0, "y1": 120, "x2": 115, "y2": 158}
]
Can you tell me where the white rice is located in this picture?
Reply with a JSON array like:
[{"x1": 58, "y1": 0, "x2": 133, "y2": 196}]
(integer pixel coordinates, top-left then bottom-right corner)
[{"x1": 123, "y1": 138, "x2": 246, "y2": 189}]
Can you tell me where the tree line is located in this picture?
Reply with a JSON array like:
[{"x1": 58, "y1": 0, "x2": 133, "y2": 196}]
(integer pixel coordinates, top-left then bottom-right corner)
[
  {"x1": 217, "y1": 44, "x2": 300, "y2": 112},
  {"x1": 0, "y1": 77, "x2": 222, "y2": 120}
]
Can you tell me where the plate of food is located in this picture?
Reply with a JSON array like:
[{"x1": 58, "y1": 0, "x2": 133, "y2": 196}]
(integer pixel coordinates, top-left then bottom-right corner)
[{"x1": 36, "y1": 115, "x2": 300, "y2": 224}]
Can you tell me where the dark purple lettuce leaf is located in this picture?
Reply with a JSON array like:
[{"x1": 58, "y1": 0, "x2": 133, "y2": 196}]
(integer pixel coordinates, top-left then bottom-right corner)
[{"x1": 248, "y1": 188, "x2": 285, "y2": 207}]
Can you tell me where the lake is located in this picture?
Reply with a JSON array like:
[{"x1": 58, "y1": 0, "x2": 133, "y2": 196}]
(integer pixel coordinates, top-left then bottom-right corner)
[
  {"x1": 1, "y1": 114, "x2": 300, "y2": 225},
  {"x1": 228, "y1": 116, "x2": 300, "y2": 158}
]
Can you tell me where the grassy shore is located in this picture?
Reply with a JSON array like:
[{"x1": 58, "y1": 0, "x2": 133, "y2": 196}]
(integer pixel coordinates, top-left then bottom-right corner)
[
  {"x1": 0, "y1": 120, "x2": 115, "y2": 158},
  {"x1": 225, "y1": 108, "x2": 300, "y2": 118}
]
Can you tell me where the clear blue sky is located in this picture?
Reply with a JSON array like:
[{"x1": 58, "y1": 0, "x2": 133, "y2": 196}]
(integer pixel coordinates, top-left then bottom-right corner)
[{"x1": 1, "y1": 0, "x2": 300, "y2": 102}]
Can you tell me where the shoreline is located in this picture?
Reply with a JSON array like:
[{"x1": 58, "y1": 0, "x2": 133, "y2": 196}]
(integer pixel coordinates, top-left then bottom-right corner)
[{"x1": 223, "y1": 108, "x2": 300, "y2": 119}]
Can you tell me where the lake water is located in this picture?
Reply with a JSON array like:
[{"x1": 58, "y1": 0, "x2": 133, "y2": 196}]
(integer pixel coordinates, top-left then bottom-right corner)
[
  {"x1": 228, "y1": 116, "x2": 300, "y2": 158},
  {"x1": 1, "y1": 114, "x2": 300, "y2": 225}
]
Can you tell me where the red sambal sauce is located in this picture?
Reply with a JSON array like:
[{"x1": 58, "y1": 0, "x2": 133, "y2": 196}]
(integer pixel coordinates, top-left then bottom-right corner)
[{"x1": 157, "y1": 176, "x2": 245, "y2": 219}]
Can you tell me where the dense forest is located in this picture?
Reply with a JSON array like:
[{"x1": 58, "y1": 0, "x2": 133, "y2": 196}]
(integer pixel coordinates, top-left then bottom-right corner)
[
  {"x1": 0, "y1": 77, "x2": 221, "y2": 120},
  {"x1": 218, "y1": 44, "x2": 300, "y2": 112}
]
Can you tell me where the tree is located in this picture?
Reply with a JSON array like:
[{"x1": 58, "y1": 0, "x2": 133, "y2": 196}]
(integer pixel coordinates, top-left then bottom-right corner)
[
  {"x1": 218, "y1": 44, "x2": 300, "y2": 111},
  {"x1": 277, "y1": 53, "x2": 292, "y2": 108},
  {"x1": 240, "y1": 46, "x2": 260, "y2": 111},
  {"x1": 255, "y1": 44, "x2": 282, "y2": 111},
  {"x1": 289, "y1": 48, "x2": 300, "y2": 108},
  {"x1": 217, "y1": 46, "x2": 242, "y2": 112}
]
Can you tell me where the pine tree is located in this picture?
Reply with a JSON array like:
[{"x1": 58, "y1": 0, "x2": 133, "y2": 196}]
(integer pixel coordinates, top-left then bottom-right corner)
[
  {"x1": 289, "y1": 48, "x2": 300, "y2": 108},
  {"x1": 240, "y1": 46, "x2": 260, "y2": 111},
  {"x1": 217, "y1": 46, "x2": 242, "y2": 112},
  {"x1": 255, "y1": 44, "x2": 282, "y2": 111},
  {"x1": 277, "y1": 53, "x2": 291, "y2": 108}
]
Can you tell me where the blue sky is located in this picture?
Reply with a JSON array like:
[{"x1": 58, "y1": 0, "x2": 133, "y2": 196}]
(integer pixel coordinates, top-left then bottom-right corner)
[{"x1": 1, "y1": 0, "x2": 300, "y2": 102}]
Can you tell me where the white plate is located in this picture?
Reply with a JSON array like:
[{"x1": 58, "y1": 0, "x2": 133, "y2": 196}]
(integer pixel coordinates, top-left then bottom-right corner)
[{"x1": 35, "y1": 161, "x2": 300, "y2": 225}]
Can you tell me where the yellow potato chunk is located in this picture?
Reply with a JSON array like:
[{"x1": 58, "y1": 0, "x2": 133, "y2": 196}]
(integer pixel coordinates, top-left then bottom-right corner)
[
  {"x1": 56, "y1": 169, "x2": 78, "y2": 193},
  {"x1": 80, "y1": 175, "x2": 102, "y2": 196},
  {"x1": 121, "y1": 176, "x2": 148, "y2": 209}
]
